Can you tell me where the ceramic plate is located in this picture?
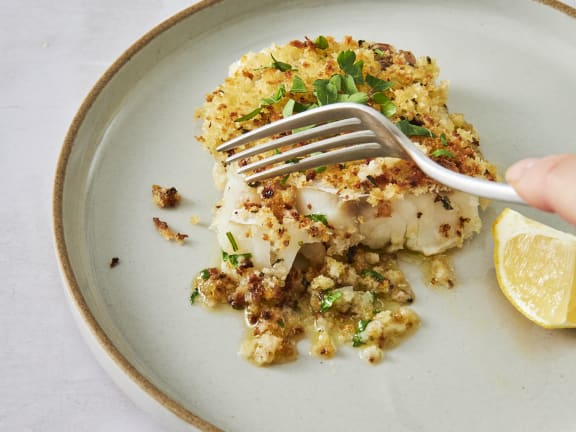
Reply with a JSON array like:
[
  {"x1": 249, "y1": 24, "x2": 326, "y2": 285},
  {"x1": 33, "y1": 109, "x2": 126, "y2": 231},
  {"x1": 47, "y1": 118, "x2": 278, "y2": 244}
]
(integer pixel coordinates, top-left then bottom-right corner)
[{"x1": 53, "y1": 1, "x2": 576, "y2": 431}]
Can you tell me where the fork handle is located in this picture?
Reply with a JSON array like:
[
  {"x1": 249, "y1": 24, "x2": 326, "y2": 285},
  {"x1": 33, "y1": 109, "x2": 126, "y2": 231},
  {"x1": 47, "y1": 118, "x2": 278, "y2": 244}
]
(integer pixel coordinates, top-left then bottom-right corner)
[{"x1": 405, "y1": 145, "x2": 525, "y2": 204}]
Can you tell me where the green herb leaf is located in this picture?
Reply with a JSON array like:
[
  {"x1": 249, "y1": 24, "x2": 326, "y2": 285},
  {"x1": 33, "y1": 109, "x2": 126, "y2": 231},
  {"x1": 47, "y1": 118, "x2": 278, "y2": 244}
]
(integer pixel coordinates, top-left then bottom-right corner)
[
  {"x1": 290, "y1": 75, "x2": 308, "y2": 93},
  {"x1": 199, "y1": 269, "x2": 210, "y2": 280},
  {"x1": 222, "y1": 251, "x2": 252, "y2": 267},
  {"x1": 352, "y1": 319, "x2": 371, "y2": 346},
  {"x1": 396, "y1": 119, "x2": 435, "y2": 137},
  {"x1": 380, "y1": 100, "x2": 397, "y2": 118},
  {"x1": 305, "y1": 214, "x2": 329, "y2": 226},
  {"x1": 440, "y1": 133, "x2": 448, "y2": 146},
  {"x1": 373, "y1": 48, "x2": 385, "y2": 56},
  {"x1": 337, "y1": 50, "x2": 364, "y2": 84},
  {"x1": 343, "y1": 74, "x2": 358, "y2": 94},
  {"x1": 366, "y1": 74, "x2": 394, "y2": 92},
  {"x1": 320, "y1": 290, "x2": 343, "y2": 312},
  {"x1": 283, "y1": 98, "x2": 295, "y2": 118},
  {"x1": 295, "y1": 101, "x2": 313, "y2": 113},
  {"x1": 372, "y1": 92, "x2": 390, "y2": 105},
  {"x1": 280, "y1": 174, "x2": 290, "y2": 185},
  {"x1": 226, "y1": 231, "x2": 239, "y2": 252},
  {"x1": 285, "y1": 157, "x2": 301, "y2": 164},
  {"x1": 338, "y1": 92, "x2": 369, "y2": 104},
  {"x1": 313, "y1": 78, "x2": 339, "y2": 106},
  {"x1": 436, "y1": 195, "x2": 453, "y2": 210},
  {"x1": 261, "y1": 84, "x2": 286, "y2": 105},
  {"x1": 270, "y1": 54, "x2": 296, "y2": 72},
  {"x1": 328, "y1": 74, "x2": 343, "y2": 92},
  {"x1": 314, "y1": 166, "x2": 327, "y2": 173},
  {"x1": 277, "y1": 319, "x2": 286, "y2": 328},
  {"x1": 361, "y1": 269, "x2": 385, "y2": 282},
  {"x1": 314, "y1": 35, "x2": 329, "y2": 49},
  {"x1": 236, "y1": 85, "x2": 286, "y2": 122},
  {"x1": 235, "y1": 107, "x2": 262, "y2": 122},
  {"x1": 372, "y1": 93, "x2": 396, "y2": 118},
  {"x1": 190, "y1": 288, "x2": 200, "y2": 305},
  {"x1": 431, "y1": 148, "x2": 455, "y2": 158},
  {"x1": 337, "y1": 49, "x2": 356, "y2": 70},
  {"x1": 366, "y1": 175, "x2": 378, "y2": 186}
]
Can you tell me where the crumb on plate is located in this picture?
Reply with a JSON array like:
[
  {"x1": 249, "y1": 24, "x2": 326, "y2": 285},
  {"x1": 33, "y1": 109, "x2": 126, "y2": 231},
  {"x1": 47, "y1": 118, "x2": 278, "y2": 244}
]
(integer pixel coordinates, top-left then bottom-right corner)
[
  {"x1": 152, "y1": 184, "x2": 181, "y2": 208},
  {"x1": 153, "y1": 217, "x2": 188, "y2": 244}
]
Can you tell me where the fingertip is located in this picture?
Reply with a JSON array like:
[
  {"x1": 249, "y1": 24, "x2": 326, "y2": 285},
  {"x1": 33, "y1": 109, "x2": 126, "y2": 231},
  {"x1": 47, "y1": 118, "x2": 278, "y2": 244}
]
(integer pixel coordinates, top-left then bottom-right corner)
[{"x1": 505, "y1": 158, "x2": 538, "y2": 184}]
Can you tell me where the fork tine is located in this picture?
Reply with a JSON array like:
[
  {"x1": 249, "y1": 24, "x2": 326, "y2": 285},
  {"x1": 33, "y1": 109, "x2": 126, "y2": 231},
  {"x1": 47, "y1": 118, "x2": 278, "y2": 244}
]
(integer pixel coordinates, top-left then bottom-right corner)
[
  {"x1": 244, "y1": 143, "x2": 383, "y2": 183},
  {"x1": 226, "y1": 117, "x2": 362, "y2": 163},
  {"x1": 236, "y1": 130, "x2": 377, "y2": 174},
  {"x1": 216, "y1": 104, "x2": 358, "y2": 153}
]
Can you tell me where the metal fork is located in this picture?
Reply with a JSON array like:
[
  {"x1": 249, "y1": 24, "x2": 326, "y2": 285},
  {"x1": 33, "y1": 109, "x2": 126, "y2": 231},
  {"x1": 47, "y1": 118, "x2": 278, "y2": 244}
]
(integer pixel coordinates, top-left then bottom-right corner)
[{"x1": 217, "y1": 103, "x2": 524, "y2": 204}]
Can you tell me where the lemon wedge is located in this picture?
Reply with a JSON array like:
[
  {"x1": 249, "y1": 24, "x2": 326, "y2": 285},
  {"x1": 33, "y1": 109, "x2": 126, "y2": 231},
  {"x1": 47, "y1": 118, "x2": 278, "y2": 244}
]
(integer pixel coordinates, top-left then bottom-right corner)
[{"x1": 492, "y1": 208, "x2": 576, "y2": 328}]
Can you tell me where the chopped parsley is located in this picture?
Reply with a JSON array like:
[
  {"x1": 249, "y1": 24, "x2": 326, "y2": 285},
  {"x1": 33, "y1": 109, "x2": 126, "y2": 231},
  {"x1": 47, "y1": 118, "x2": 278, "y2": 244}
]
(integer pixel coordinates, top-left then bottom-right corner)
[
  {"x1": 314, "y1": 35, "x2": 329, "y2": 49},
  {"x1": 380, "y1": 100, "x2": 397, "y2": 118},
  {"x1": 320, "y1": 290, "x2": 343, "y2": 312},
  {"x1": 235, "y1": 84, "x2": 286, "y2": 122},
  {"x1": 235, "y1": 107, "x2": 262, "y2": 122},
  {"x1": 222, "y1": 250, "x2": 252, "y2": 267},
  {"x1": 352, "y1": 319, "x2": 371, "y2": 347},
  {"x1": 290, "y1": 75, "x2": 308, "y2": 93},
  {"x1": 270, "y1": 54, "x2": 296, "y2": 72},
  {"x1": 338, "y1": 92, "x2": 369, "y2": 104},
  {"x1": 282, "y1": 98, "x2": 295, "y2": 118},
  {"x1": 337, "y1": 49, "x2": 364, "y2": 84},
  {"x1": 226, "y1": 231, "x2": 239, "y2": 252},
  {"x1": 313, "y1": 74, "x2": 367, "y2": 106},
  {"x1": 372, "y1": 92, "x2": 397, "y2": 118},
  {"x1": 366, "y1": 175, "x2": 378, "y2": 186},
  {"x1": 282, "y1": 98, "x2": 312, "y2": 119},
  {"x1": 199, "y1": 269, "x2": 210, "y2": 280},
  {"x1": 313, "y1": 77, "x2": 340, "y2": 105},
  {"x1": 365, "y1": 74, "x2": 394, "y2": 92},
  {"x1": 361, "y1": 269, "x2": 385, "y2": 282},
  {"x1": 305, "y1": 213, "x2": 329, "y2": 226},
  {"x1": 440, "y1": 132, "x2": 448, "y2": 146},
  {"x1": 285, "y1": 157, "x2": 301, "y2": 164},
  {"x1": 436, "y1": 195, "x2": 453, "y2": 210},
  {"x1": 395, "y1": 119, "x2": 435, "y2": 137},
  {"x1": 261, "y1": 84, "x2": 287, "y2": 105},
  {"x1": 430, "y1": 148, "x2": 455, "y2": 158},
  {"x1": 189, "y1": 288, "x2": 200, "y2": 305}
]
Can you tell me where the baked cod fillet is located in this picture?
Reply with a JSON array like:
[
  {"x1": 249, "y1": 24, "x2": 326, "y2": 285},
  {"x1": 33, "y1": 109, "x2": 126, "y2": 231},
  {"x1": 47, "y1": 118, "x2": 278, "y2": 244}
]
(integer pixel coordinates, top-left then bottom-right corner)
[{"x1": 194, "y1": 36, "x2": 497, "y2": 365}]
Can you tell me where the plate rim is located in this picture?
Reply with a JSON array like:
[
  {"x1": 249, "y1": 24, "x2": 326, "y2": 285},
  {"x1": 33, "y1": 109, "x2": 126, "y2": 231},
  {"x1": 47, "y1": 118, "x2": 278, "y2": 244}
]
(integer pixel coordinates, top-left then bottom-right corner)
[
  {"x1": 52, "y1": 1, "x2": 224, "y2": 430},
  {"x1": 51, "y1": 0, "x2": 575, "y2": 430}
]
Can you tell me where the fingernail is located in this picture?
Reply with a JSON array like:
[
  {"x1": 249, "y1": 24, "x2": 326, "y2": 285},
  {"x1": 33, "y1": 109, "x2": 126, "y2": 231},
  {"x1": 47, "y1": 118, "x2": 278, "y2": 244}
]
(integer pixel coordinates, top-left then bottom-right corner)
[{"x1": 505, "y1": 158, "x2": 538, "y2": 183}]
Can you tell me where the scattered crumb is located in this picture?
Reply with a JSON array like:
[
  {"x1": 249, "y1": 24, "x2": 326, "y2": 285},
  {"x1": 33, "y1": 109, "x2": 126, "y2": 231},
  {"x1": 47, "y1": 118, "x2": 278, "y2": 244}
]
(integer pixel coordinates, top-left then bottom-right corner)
[
  {"x1": 359, "y1": 345, "x2": 384, "y2": 365},
  {"x1": 189, "y1": 215, "x2": 200, "y2": 225},
  {"x1": 109, "y1": 257, "x2": 120, "y2": 268},
  {"x1": 152, "y1": 185, "x2": 181, "y2": 208},
  {"x1": 423, "y1": 254, "x2": 456, "y2": 288},
  {"x1": 153, "y1": 217, "x2": 188, "y2": 244}
]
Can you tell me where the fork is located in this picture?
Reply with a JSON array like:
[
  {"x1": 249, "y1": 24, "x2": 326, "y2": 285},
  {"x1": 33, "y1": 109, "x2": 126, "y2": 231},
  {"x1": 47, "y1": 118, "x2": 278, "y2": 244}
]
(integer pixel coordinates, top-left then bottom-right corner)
[{"x1": 217, "y1": 102, "x2": 524, "y2": 204}]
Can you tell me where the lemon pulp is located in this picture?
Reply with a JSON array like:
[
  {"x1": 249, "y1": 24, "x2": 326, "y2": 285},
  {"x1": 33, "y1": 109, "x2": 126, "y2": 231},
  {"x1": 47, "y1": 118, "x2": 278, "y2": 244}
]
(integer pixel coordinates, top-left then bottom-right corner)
[{"x1": 493, "y1": 208, "x2": 576, "y2": 328}]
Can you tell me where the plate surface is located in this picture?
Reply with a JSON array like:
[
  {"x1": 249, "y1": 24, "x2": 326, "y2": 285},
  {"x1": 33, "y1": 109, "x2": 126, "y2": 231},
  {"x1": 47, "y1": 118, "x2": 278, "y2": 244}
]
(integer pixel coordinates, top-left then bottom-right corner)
[{"x1": 54, "y1": 1, "x2": 576, "y2": 431}]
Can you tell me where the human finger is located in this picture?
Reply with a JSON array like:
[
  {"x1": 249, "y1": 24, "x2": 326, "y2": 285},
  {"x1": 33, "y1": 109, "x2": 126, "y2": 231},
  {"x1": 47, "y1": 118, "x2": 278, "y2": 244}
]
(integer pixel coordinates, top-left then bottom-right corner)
[{"x1": 506, "y1": 154, "x2": 576, "y2": 225}]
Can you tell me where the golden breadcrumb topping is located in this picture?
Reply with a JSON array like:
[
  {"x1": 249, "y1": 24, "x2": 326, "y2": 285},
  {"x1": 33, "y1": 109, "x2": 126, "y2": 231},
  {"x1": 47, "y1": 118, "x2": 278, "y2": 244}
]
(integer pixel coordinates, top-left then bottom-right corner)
[
  {"x1": 152, "y1": 184, "x2": 181, "y2": 208},
  {"x1": 192, "y1": 36, "x2": 496, "y2": 366},
  {"x1": 153, "y1": 217, "x2": 188, "y2": 244}
]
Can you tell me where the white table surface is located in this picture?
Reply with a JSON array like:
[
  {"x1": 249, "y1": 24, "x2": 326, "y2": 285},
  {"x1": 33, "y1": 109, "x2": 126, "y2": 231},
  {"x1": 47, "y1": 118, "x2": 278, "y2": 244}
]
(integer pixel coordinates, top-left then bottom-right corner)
[{"x1": 1, "y1": 1, "x2": 575, "y2": 431}]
